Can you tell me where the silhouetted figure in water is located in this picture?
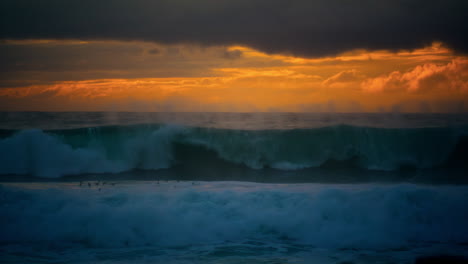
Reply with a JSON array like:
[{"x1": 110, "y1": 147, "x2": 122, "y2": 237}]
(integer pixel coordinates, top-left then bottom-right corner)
[
  {"x1": 79, "y1": 181, "x2": 83, "y2": 187},
  {"x1": 88, "y1": 182, "x2": 91, "y2": 188},
  {"x1": 95, "y1": 181, "x2": 99, "y2": 186}
]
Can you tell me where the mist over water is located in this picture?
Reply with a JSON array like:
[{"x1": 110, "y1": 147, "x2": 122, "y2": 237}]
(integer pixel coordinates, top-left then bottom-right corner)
[
  {"x1": 2, "y1": 112, "x2": 468, "y2": 130},
  {"x1": 1, "y1": 112, "x2": 468, "y2": 263}
]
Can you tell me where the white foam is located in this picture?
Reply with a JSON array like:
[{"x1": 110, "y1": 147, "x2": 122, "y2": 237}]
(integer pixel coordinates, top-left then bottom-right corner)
[
  {"x1": 0, "y1": 126, "x2": 186, "y2": 177},
  {"x1": 1, "y1": 183, "x2": 467, "y2": 249},
  {"x1": 0, "y1": 130, "x2": 127, "y2": 177}
]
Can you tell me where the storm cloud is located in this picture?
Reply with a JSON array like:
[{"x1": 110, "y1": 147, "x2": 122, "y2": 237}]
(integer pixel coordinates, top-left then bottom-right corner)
[{"x1": 1, "y1": 0, "x2": 467, "y2": 57}]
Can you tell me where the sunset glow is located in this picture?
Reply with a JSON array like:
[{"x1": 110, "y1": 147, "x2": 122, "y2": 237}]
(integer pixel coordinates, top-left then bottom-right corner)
[
  {"x1": 1, "y1": 41, "x2": 467, "y2": 112},
  {"x1": 2, "y1": 2, "x2": 468, "y2": 263}
]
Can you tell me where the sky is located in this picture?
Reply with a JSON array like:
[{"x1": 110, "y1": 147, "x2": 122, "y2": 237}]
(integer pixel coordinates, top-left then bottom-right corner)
[{"x1": 0, "y1": 0, "x2": 467, "y2": 112}]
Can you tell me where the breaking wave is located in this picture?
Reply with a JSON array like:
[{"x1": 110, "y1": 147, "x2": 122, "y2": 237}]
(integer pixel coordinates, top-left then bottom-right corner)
[{"x1": 0, "y1": 124, "x2": 467, "y2": 178}]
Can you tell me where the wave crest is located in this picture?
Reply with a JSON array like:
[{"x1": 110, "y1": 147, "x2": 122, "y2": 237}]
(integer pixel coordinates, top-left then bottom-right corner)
[{"x1": 0, "y1": 124, "x2": 466, "y2": 177}]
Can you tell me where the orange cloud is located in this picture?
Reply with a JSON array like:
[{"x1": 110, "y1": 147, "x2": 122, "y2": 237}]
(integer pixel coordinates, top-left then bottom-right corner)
[
  {"x1": 1, "y1": 41, "x2": 467, "y2": 112},
  {"x1": 362, "y1": 58, "x2": 468, "y2": 93},
  {"x1": 322, "y1": 70, "x2": 366, "y2": 87}
]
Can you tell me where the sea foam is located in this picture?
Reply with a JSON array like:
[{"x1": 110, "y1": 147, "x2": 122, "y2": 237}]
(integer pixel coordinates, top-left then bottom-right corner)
[{"x1": 1, "y1": 183, "x2": 467, "y2": 249}]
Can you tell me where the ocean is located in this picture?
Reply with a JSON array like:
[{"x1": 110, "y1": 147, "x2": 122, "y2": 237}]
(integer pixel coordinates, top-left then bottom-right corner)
[{"x1": 1, "y1": 112, "x2": 468, "y2": 264}]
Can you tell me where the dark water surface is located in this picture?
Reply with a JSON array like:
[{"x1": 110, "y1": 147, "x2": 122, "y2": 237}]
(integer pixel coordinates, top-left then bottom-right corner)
[{"x1": 1, "y1": 112, "x2": 468, "y2": 263}]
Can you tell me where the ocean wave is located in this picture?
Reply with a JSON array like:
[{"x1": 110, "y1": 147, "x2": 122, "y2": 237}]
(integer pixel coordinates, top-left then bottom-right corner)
[
  {"x1": 1, "y1": 183, "x2": 467, "y2": 248},
  {"x1": 0, "y1": 124, "x2": 467, "y2": 178}
]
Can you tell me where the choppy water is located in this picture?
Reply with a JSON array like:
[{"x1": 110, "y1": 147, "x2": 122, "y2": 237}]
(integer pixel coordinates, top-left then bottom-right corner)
[
  {"x1": 1, "y1": 112, "x2": 468, "y2": 263},
  {"x1": 2, "y1": 182, "x2": 468, "y2": 264}
]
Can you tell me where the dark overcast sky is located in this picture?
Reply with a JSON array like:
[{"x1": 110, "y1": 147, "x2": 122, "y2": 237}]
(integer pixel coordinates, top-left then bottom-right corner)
[{"x1": 1, "y1": 0, "x2": 467, "y2": 57}]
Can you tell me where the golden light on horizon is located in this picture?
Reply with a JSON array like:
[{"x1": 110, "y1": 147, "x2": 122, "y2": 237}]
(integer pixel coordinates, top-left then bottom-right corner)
[{"x1": 0, "y1": 42, "x2": 467, "y2": 112}]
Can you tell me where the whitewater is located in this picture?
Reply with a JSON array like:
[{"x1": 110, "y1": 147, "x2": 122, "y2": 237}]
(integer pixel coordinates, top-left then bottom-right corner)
[{"x1": 1, "y1": 112, "x2": 468, "y2": 263}]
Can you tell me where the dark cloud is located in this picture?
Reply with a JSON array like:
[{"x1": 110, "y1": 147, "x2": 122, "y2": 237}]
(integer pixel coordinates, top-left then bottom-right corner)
[
  {"x1": 0, "y1": 0, "x2": 467, "y2": 57},
  {"x1": 0, "y1": 41, "x2": 261, "y2": 87},
  {"x1": 222, "y1": 49, "x2": 242, "y2": 60}
]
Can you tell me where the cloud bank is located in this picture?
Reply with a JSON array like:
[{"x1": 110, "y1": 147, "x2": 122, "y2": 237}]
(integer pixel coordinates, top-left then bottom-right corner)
[{"x1": 1, "y1": 0, "x2": 467, "y2": 57}]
